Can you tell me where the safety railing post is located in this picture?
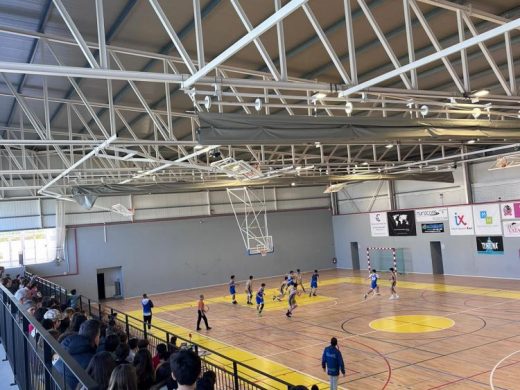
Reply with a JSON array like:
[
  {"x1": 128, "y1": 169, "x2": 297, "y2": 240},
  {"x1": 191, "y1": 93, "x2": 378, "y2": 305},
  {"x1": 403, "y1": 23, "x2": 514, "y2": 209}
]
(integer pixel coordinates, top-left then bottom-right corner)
[{"x1": 233, "y1": 361, "x2": 239, "y2": 390}]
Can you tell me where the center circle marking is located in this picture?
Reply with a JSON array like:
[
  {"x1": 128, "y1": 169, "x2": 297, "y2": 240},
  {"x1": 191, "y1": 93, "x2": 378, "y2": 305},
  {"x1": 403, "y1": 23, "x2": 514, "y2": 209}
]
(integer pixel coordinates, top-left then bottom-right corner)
[{"x1": 369, "y1": 315, "x2": 455, "y2": 333}]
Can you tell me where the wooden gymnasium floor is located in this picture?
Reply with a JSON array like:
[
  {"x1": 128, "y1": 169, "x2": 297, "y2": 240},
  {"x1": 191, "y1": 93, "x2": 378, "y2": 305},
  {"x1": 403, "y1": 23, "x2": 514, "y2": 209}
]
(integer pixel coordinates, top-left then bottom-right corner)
[{"x1": 110, "y1": 269, "x2": 520, "y2": 389}]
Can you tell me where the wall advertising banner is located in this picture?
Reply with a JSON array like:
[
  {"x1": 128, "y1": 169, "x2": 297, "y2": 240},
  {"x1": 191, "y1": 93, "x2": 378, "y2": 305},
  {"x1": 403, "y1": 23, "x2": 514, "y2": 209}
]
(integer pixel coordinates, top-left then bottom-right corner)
[
  {"x1": 475, "y1": 236, "x2": 504, "y2": 255},
  {"x1": 387, "y1": 210, "x2": 417, "y2": 236},
  {"x1": 448, "y1": 206, "x2": 475, "y2": 235},
  {"x1": 500, "y1": 202, "x2": 520, "y2": 220},
  {"x1": 369, "y1": 212, "x2": 389, "y2": 237},
  {"x1": 421, "y1": 223, "x2": 445, "y2": 233},
  {"x1": 415, "y1": 208, "x2": 449, "y2": 222},
  {"x1": 473, "y1": 203, "x2": 502, "y2": 235},
  {"x1": 503, "y1": 220, "x2": 520, "y2": 237}
]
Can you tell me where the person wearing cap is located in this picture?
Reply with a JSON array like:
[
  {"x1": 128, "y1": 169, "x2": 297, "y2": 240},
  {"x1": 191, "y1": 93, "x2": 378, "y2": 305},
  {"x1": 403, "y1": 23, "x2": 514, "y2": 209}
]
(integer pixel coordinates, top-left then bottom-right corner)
[
  {"x1": 321, "y1": 337, "x2": 345, "y2": 390},
  {"x1": 44, "y1": 309, "x2": 63, "y2": 330}
]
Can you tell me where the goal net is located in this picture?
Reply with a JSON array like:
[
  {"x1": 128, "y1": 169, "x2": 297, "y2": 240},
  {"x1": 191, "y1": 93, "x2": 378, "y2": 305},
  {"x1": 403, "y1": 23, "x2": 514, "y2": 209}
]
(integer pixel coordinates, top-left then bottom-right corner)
[{"x1": 366, "y1": 247, "x2": 406, "y2": 274}]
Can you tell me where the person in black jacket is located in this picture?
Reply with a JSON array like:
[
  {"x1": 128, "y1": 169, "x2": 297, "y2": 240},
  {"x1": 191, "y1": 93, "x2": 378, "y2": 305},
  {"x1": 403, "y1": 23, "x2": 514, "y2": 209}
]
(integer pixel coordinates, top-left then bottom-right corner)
[{"x1": 55, "y1": 319, "x2": 101, "y2": 389}]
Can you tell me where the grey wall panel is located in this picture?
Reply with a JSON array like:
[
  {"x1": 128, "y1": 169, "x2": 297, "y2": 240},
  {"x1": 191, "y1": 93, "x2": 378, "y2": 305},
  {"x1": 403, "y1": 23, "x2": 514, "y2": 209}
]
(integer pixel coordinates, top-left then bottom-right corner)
[
  {"x1": 30, "y1": 209, "x2": 335, "y2": 299},
  {"x1": 333, "y1": 213, "x2": 520, "y2": 278}
]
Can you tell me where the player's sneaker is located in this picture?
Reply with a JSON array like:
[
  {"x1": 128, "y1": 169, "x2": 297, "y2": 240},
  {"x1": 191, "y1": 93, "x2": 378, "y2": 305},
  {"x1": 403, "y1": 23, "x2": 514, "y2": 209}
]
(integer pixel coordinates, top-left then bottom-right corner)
[
  {"x1": 364, "y1": 293, "x2": 368, "y2": 300},
  {"x1": 232, "y1": 300, "x2": 237, "y2": 305},
  {"x1": 395, "y1": 295, "x2": 399, "y2": 299}
]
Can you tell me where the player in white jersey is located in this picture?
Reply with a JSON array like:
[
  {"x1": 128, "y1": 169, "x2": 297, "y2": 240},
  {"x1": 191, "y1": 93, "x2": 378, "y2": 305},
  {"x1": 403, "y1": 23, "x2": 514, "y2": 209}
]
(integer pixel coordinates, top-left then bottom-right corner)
[{"x1": 245, "y1": 275, "x2": 254, "y2": 305}]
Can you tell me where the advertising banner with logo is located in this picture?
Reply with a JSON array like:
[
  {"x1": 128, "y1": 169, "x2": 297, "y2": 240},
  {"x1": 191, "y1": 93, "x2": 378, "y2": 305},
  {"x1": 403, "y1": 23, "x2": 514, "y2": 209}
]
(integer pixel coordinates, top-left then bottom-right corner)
[
  {"x1": 387, "y1": 210, "x2": 417, "y2": 236},
  {"x1": 421, "y1": 223, "x2": 445, "y2": 233},
  {"x1": 475, "y1": 236, "x2": 504, "y2": 255},
  {"x1": 369, "y1": 212, "x2": 389, "y2": 237},
  {"x1": 415, "y1": 208, "x2": 449, "y2": 222},
  {"x1": 500, "y1": 202, "x2": 520, "y2": 220},
  {"x1": 473, "y1": 203, "x2": 502, "y2": 235},
  {"x1": 448, "y1": 206, "x2": 475, "y2": 235},
  {"x1": 503, "y1": 220, "x2": 520, "y2": 237}
]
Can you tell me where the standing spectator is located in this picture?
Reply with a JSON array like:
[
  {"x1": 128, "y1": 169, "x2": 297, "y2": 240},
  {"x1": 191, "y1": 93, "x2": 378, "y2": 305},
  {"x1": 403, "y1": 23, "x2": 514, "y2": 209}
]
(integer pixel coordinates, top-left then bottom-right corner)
[
  {"x1": 133, "y1": 348, "x2": 155, "y2": 389},
  {"x1": 43, "y1": 309, "x2": 63, "y2": 330},
  {"x1": 108, "y1": 364, "x2": 138, "y2": 390},
  {"x1": 68, "y1": 289, "x2": 80, "y2": 309},
  {"x1": 127, "y1": 338, "x2": 138, "y2": 362},
  {"x1": 14, "y1": 280, "x2": 30, "y2": 302},
  {"x1": 170, "y1": 350, "x2": 201, "y2": 390},
  {"x1": 196, "y1": 370, "x2": 216, "y2": 390},
  {"x1": 141, "y1": 293, "x2": 154, "y2": 330},
  {"x1": 321, "y1": 337, "x2": 345, "y2": 390},
  {"x1": 55, "y1": 319, "x2": 101, "y2": 389},
  {"x1": 152, "y1": 343, "x2": 168, "y2": 370},
  {"x1": 114, "y1": 343, "x2": 130, "y2": 365},
  {"x1": 85, "y1": 351, "x2": 117, "y2": 390},
  {"x1": 58, "y1": 312, "x2": 87, "y2": 342}
]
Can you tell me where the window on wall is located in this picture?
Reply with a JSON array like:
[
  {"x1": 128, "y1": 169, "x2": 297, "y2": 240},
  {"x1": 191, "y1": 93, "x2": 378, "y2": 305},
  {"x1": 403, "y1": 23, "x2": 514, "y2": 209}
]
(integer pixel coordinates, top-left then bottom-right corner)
[{"x1": 0, "y1": 229, "x2": 57, "y2": 267}]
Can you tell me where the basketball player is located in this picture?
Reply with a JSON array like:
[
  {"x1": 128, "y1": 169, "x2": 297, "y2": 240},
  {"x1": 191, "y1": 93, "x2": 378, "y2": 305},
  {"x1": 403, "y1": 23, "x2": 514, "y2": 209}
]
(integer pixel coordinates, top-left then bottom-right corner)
[
  {"x1": 286, "y1": 283, "x2": 299, "y2": 318},
  {"x1": 389, "y1": 268, "x2": 399, "y2": 300},
  {"x1": 196, "y1": 294, "x2": 211, "y2": 331},
  {"x1": 296, "y1": 269, "x2": 306, "y2": 292},
  {"x1": 256, "y1": 283, "x2": 266, "y2": 316},
  {"x1": 229, "y1": 275, "x2": 237, "y2": 305},
  {"x1": 364, "y1": 269, "x2": 380, "y2": 299},
  {"x1": 245, "y1": 275, "x2": 254, "y2": 305},
  {"x1": 287, "y1": 270, "x2": 296, "y2": 287},
  {"x1": 273, "y1": 276, "x2": 288, "y2": 302},
  {"x1": 309, "y1": 270, "x2": 319, "y2": 297}
]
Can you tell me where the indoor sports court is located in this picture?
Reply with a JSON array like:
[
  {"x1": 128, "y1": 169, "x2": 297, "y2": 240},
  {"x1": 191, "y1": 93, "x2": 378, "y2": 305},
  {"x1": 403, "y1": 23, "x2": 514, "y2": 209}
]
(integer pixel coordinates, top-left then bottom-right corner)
[{"x1": 0, "y1": 1, "x2": 520, "y2": 390}]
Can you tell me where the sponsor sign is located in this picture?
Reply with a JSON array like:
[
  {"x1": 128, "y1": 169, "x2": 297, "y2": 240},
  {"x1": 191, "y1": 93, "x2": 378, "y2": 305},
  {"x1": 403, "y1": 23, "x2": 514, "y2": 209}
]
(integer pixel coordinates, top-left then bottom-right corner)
[
  {"x1": 387, "y1": 210, "x2": 417, "y2": 236},
  {"x1": 415, "y1": 208, "x2": 448, "y2": 222},
  {"x1": 500, "y1": 202, "x2": 520, "y2": 220},
  {"x1": 475, "y1": 236, "x2": 504, "y2": 255},
  {"x1": 473, "y1": 203, "x2": 502, "y2": 235},
  {"x1": 448, "y1": 206, "x2": 475, "y2": 235},
  {"x1": 369, "y1": 212, "x2": 389, "y2": 237},
  {"x1": 421, "y1": 223, "x2": 445, "y2": 233},
  {"x1": 503, "y1": 220, "x2": 520, "y2": 237}
]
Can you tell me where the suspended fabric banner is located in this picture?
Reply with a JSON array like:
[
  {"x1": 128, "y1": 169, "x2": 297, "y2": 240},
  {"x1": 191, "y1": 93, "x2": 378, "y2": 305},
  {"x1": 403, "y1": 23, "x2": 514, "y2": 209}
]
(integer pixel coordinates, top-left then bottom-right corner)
[
  {"x1": 448, "y1": 206, "x2": 475, "y2": 235},
  {"x1": 387, "y1": 211, "x2": 417, "y2": 236},
  {"x1": 472, "y1": 203, "x2": 502, "y2": 235},
  {"x1": 197, "y1": 113, "x2": 520, "y2": 145},
  {"x1": 475, "y1": 236, "x2": 504, "y2": 255},
  {"x1": 369, "y1": 212, "x2": 389, "y2": 237}
]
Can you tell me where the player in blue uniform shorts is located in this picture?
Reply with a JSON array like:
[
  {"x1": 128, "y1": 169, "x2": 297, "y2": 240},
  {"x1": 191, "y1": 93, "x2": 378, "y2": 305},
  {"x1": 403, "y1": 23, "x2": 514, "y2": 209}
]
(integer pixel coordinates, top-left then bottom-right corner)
[
  {"x1": 309, "y1": 270, "x2": 319, "y2": 297},
  {"x1": 229, "y1": 275, "x2": 237, "y2": 304},
  {"x1": 364, "y1": 269, "x2": 380, "y2": 299},
  {"x1": 256, "y1": 283, "x2": 266, "y2": 316}
]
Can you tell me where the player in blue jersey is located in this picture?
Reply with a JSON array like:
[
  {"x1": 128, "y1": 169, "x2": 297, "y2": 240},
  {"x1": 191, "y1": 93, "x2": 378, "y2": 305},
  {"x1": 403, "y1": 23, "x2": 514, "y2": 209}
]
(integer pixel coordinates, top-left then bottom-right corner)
[
  {"x1": 141, "y1": 293, "x2": 154, "y2": 329},
  {"x1": 256, "y1": 283, "x2": 266, "y2": 316},
  {"x1": 287, "y1": 270, "x2": 296, "y2": 287},
  {"x1": 364, "y1": 269, "x2": 380, "y2": 300},
  {"x1": 286, "y1": 283, "x2": 300, "y2": 318},
  {"x1": 229, "y1": 275, "x2": 237, "y2": 304},
  {"x1": 309, "y1": 270, "x2": 319, "y2": 297}
]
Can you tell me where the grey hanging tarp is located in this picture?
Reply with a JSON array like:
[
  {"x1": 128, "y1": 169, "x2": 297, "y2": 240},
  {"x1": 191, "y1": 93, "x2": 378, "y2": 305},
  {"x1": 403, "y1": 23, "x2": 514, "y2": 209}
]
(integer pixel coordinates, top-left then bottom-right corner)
[
  {"x1": 71, "y1": 187, "x2": 98, "y2": 209},
  {"x1": 73, "y1": 171, "x2": 453, "y2": 196},
  {"x1": 197, "y1": 113, "x2": 520, "y2": 145}
]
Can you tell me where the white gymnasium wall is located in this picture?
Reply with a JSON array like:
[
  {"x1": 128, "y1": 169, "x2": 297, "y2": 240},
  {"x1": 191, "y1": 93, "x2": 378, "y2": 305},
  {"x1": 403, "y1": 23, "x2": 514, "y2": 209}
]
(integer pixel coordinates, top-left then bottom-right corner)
[{"x1": 0, "y1": 185, "x2": 330, "y2": 231}]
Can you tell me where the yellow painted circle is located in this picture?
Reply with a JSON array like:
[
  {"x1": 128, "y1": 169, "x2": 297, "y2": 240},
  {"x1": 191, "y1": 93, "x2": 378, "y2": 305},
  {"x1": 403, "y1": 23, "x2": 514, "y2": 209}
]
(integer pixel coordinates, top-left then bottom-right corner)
[{"x1": 369, "y1": 315, "x2": 455, "y2": 333}]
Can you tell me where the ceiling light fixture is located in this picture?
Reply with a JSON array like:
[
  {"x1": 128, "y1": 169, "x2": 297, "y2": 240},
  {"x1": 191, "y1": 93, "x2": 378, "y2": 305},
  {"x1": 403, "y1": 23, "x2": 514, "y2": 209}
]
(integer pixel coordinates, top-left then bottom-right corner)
[
  {"x1": 420, "y1": 105, "x2": 429, "y2": 117},
  {"x1": 472, "y1": 89, "x2": 490, "y2": 98},
  {"x1": 254, "y1": 98, "x2": 263, "y2": 112},
  {"x1": 345, "y1": 101, "x2": 353, "y2": 115},
  {"x1": 467, "y1": 139, "x2": 476, "y2": 144},
  {"x1": 204, "y1": 96, "x2": 212, "y2": 110},
  {"x1": 312, "y1": 92, "x2": 327, "y2": 101},
  {"x1": 291, "y1": 182, "x2": 296, "y2": 187},
  {"x1": 472, "y1": 107, "x2": 482, "y2": 119},
  {"x1": 385, "y1": 144, "x2": 394, "y2": 149}
]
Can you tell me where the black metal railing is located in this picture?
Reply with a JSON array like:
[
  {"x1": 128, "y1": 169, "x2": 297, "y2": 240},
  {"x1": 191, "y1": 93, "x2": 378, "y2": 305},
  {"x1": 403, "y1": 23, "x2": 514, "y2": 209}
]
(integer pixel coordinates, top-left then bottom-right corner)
[
  {"x1": 25, "y1": 272, "x2": 294, "y2": 390},
  {"x1": 0, "y1": 283, "x2": 98, "y2": 390},
  {"x1": 25, "y1": 271, "x2": 68, "y2": 306}
]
